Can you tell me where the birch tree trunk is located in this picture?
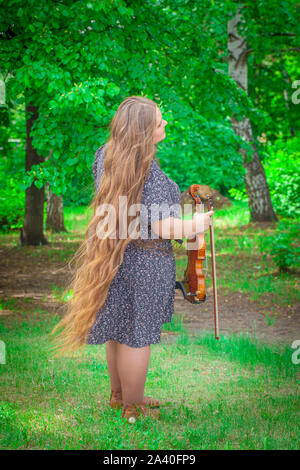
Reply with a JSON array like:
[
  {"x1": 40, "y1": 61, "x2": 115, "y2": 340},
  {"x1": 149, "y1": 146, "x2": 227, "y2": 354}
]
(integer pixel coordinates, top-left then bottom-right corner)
[{"x1": 228, "y1": 9, "x2": 277, "y2": 222}]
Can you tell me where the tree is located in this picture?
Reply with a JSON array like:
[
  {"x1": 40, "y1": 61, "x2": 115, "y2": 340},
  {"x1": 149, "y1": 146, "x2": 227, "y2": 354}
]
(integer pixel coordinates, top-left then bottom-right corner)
[
  {"x1": 45, "y1": 151, "x2": 67, "y2": 233},
  {"x1": 46, "y1": 189, "x2": 67, "y2": 233},
  {"x1": 1, "y1": 0, "x2": 298, "y2": 234},
  {"x1": 1, "y1": 0, "x2": 134, "y2": 244},
  {"x1": 242, "y1": 0, "x2": 300, "y2": 141},
  {"x1": 228, "y1": 8, "x2": 277, "y2": 221},
  {"x1": 20, "y1": 99, "x2": 49, "y2": 244}
]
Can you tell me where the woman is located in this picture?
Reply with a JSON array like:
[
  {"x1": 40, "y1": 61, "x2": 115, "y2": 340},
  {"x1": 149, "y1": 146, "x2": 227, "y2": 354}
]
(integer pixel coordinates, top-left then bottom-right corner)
[{"x1": 51, "y1": 95, "x2": 213, "y2": 423}]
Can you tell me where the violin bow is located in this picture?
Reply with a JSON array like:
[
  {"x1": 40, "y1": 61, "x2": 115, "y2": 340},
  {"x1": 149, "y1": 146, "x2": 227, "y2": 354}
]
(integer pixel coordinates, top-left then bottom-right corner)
[{"x1": 207, "y1": 196, "x2": 219, "y2": 340}]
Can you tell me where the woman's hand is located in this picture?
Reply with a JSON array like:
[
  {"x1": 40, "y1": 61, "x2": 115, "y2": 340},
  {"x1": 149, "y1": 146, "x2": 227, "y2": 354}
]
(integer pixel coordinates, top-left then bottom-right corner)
[{"x1": 192, "y1": 210, "x2": 214, "y2": 234}]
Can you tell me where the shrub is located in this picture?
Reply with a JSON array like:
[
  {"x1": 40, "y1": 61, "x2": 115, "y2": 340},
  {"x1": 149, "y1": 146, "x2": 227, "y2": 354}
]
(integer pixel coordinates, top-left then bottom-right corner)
[
  {"x1": 0, "y1": 177, "x2": 24, "y2": 232},
  {"x1": 263, "y1": 137, "x2": 300, "y2": 218},
  {"x1": 229, "y1": 137, "x2": 300, "y2": 218},
  {"x1": 258, "y1": 220, "x2": 300, "y2": 272}
]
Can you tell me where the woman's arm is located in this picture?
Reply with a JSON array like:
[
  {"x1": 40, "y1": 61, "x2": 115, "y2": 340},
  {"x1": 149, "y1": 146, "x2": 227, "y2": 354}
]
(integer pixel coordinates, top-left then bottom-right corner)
[{"x1": 151, "y1": 211, "x2": 214, "y2": 240}]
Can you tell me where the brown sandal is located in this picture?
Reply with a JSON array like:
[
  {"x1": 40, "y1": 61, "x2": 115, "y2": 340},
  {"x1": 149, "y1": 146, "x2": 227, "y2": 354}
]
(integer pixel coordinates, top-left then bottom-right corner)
[
  {"x1": 110, "y1": 390, "x2": 161, "y2": 409},
  {"x1": 121, "y1": 402, "x2": 161, "y2": 423},
  {"x1": 109, "y1": 390, "x2": 123, "y2": 409}
]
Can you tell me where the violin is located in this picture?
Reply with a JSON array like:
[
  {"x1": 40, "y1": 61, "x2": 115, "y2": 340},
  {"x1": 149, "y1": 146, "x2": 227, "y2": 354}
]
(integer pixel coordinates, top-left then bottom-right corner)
[
  {"x1": 175, "y1": 185, "x2": 206, "y2": 303},
  {"x1": 175, "y1": 184, "x2": 219, "y2": 339}
]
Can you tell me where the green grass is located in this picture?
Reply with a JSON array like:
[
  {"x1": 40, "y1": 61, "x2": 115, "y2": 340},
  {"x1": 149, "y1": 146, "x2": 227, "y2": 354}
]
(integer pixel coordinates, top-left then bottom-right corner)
[
  {"x1": 214, "y1": 200, "x2": 251, "y2": 228},
  {"x1": 63, "y1": 205, "x2": 93, "y2": 233},
  {"x1": 0, "y1": 316, "x2": 298, "y2": 450},
  {"x1": 182, "y1": 200, "x2": 250, "y2": 228},
  {"x1": 0, "y1": 200, "x2": 299, "y2": 450}
]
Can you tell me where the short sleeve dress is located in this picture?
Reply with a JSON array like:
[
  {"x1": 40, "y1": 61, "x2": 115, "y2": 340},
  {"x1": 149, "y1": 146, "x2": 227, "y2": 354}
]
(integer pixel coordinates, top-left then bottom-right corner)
[{"x1": 87, "y1": 144, "x2": 183, "y2": 348}]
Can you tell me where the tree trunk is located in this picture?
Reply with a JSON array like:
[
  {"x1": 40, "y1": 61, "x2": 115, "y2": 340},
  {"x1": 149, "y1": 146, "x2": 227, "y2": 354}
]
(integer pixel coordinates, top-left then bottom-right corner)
[
  {"x1": 228, "y1": 9, "x2": 277, "y2": 222},
  {"x1": 20, "y1": 99, "x2": 49, "y2": 245},
  {"x1": 45, "y1": 150, "x2": 67, "y2": 233},
  {"x1": 46, "y1": 185, "x2": 68, "y2": 233}
]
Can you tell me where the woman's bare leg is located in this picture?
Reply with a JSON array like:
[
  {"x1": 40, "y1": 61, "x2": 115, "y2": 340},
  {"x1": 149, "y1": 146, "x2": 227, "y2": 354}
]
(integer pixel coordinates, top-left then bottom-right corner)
[
  {"x1": 106, "y1": 340, "x2": 122, "y2": 392},
  {"x1": 116, "y1": 343, "x2": 151, "y2": 407}
]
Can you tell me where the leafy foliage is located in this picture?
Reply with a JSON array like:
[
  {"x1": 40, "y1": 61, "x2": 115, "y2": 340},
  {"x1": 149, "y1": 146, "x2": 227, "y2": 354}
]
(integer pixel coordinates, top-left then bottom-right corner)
[
  {"x1": 258, "y1": 220, "x2": 300, "y2": 272},
  {"x1": 0, "y1": 0, "x2": 299, "y2": 226},
  {"x1": 229, "y1": 136, "x2": 300, "y2": 217},
  {"x1": 263, "y1": 137, "x2": 300, "y2": 217},
  {"x1": 0, "y1": 177, "x2": 24, "y2": 231},
  {"x1": 0, "y1": 133, "x2": 25, "y2": 231}
]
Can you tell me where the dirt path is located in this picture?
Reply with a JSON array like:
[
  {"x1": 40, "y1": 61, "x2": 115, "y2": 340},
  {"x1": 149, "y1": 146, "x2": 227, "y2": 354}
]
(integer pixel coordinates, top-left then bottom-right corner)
[{"x1": 0, "y1": 243, "x2": 299, "y2": 347}]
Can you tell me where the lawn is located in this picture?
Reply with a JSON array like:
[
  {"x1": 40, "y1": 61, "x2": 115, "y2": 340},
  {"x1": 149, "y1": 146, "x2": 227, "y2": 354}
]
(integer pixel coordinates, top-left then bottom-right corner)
[
  {"x1": 0, "y1": 314, "x2": 299, "y2": 450},
  {"x1": 0, "y1": 201, "x2": 299, "y2": 450}
]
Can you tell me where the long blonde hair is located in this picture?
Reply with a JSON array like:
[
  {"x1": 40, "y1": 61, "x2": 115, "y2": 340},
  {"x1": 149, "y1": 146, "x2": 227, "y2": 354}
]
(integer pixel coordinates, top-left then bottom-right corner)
[{"x1": 50, "y1": 96, "x2": 158, "y2": 357}]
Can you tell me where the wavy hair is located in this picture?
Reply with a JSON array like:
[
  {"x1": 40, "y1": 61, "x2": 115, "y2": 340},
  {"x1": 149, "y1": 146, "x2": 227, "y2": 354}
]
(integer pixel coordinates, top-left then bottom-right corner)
[{"x1": 50, "y1": 96, "x2": 158, "y2": 357}]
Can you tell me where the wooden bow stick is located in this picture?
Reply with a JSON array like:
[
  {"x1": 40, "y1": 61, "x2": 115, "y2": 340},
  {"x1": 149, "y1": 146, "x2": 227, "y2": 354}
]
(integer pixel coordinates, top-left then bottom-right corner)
[{"x1": 207, "y1": 196, "x2": 219, "y2": 340}]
